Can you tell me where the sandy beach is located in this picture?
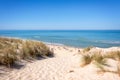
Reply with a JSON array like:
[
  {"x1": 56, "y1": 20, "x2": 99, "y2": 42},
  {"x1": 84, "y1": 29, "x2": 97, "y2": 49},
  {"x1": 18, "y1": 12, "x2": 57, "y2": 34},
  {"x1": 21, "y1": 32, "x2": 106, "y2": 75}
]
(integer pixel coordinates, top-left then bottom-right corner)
[
  {"x1": 0, "y1": 0, "x2": 120, "y2": 79},
  {"x1": 0, "y1": 43, "x2": 120, "y2": 80}
]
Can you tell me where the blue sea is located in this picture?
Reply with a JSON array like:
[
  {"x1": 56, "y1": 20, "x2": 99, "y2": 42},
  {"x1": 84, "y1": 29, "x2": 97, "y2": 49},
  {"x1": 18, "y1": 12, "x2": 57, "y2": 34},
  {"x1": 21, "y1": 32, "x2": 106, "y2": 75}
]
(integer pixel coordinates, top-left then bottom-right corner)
[{"x1": 0, "y1": 30, "x2": 120, "y2": 48}]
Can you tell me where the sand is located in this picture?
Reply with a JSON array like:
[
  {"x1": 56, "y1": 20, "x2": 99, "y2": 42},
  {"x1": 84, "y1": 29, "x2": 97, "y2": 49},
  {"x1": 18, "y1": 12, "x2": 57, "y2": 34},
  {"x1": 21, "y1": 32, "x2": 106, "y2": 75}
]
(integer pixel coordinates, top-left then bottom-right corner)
[{"x1": 0, "y1": 44, "x2": 120, "y2": 80}]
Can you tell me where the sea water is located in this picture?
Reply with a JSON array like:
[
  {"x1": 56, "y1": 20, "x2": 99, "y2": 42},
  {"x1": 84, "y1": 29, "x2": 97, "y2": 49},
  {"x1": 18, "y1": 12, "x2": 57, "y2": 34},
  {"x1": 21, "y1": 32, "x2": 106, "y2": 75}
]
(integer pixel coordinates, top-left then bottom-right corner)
[{"x1": 0, "y1": 30, "x2": 120, "y2": 48}]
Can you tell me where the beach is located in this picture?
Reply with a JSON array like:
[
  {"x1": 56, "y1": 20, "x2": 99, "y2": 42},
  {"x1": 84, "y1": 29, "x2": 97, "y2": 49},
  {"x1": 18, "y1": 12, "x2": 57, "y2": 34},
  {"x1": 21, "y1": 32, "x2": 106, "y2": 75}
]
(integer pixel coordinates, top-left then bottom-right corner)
[
  {"x1": 0, "y1": 39, "x2": 120, "y2": 80},
  {"x1": 0, "y1": 0, "x2": 120, "y2": 79}
]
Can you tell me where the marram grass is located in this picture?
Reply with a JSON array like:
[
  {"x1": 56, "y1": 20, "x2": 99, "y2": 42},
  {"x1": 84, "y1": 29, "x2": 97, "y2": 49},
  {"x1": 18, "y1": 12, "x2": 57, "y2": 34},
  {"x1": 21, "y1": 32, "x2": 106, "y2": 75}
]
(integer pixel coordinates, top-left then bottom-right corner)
[
  {"x1": 80, "y1": 50, "x2": 120, "y2": 76},
  {"x1": 0, "y1": 37, "x2": 53, "y2": 67},
  {"x1": 83, "y1": 46, "x2": 93, "y2": 53},
  {"x1": 80, "y1": 54, "x2": 92, "y2": 67}
]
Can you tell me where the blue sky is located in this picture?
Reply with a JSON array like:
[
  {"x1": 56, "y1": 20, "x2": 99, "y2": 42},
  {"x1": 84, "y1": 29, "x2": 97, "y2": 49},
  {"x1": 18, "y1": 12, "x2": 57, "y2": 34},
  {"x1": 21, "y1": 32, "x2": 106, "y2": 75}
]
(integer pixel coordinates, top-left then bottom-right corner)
[{"x1": 0, "y1": 0, "x2": 120, "y2": 30}]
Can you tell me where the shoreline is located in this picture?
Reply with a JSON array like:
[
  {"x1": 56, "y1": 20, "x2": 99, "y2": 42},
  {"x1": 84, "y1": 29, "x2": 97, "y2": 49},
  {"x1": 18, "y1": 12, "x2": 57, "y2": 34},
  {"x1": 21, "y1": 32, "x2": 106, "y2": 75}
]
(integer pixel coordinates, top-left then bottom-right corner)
[{"x1": 0, "y1": 36, "x2": 120, "y2": 49}]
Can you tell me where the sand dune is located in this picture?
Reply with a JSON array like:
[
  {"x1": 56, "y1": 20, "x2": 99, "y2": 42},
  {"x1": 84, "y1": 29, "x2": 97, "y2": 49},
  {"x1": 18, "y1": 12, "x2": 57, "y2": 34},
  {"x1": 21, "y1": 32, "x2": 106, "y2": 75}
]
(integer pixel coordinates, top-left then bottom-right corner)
[{"x1": 0, "y1": 45, "x2": 120, "y2": 80}]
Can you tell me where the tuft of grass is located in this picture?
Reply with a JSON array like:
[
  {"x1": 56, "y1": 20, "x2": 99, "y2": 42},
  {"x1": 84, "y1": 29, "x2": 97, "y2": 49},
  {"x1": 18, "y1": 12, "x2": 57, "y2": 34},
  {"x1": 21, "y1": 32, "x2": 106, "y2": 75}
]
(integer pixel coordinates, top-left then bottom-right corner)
[
  {"x1": 80, "y1": 47, "x2": 120, "y2": 75},
  {"x1": 104, "y1": 51, "x2": 120, "y2": 61},
  {"x1": 0, "y1": 37, "x2": 54, "y2": 67},
  {"x1": 80, "y1": 54, "x2": 92, "y2": 67},
  {"x1": 92, "y1": 54, "x2": 108, "y2": 66},
  {"x1": 80, "y1": 50, "x2": 120, "y2": 75},
  {"x1": 92, "y1": 54, "x2": 108, "y2": 73},
  {"x1": 83, "y1": 46, "x2": 93, "y2": 53},
  {"x1": 80, "y1": 52, "x2": 109, "y2": 72},
  {"x1": 0, "y1": 47, "x2": 18, "y2": 67}
]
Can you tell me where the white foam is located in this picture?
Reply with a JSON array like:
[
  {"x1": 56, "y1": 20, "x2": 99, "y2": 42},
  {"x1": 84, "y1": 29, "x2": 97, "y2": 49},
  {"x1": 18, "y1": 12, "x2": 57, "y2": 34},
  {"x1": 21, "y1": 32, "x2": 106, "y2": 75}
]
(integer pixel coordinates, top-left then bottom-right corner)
[
  {"x1": 43, "y1": 42, "x2": 65, "y2": 46},
  {"x1": 95, "y1": 40, "x2": 120, "y2": 44}
]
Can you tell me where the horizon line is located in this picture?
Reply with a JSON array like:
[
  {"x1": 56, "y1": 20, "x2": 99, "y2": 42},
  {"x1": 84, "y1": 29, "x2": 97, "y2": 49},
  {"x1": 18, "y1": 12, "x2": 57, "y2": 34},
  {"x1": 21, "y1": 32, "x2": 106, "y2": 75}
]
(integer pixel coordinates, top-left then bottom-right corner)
[{"x1": 0, "y1": 29, "x2": 120, "y2": 31}]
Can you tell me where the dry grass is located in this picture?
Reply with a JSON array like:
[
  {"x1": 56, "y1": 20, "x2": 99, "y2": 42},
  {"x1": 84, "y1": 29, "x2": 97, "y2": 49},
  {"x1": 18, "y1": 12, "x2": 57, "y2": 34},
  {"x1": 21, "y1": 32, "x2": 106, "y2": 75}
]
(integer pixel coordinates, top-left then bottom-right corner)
[
  {"x1": 92, "y1": 54, "x2": 108, "y2": 72},
  {"x1": 0, "y1": 37, "x2": 53, "y2": 67},
  {"x1": 80, "y1": 49, "x2": 120, "y2": 76},
  {"x1": 80, "y1": 53, "x2": 108, "y2": 67},
  {"x1": 104, "y1": 51, "x2": 120, "y2": 61},
  {"x1": 80, "y1": 54, "x2": 92, "y2": 67},
  {"x1": 96, "y1": 62, "x2": 120, "y2": 76},
  {"x1": 83, "y1": 46, "x2": 93, "y2": 53},
  {"x1": 92, "y1": 54, "x2": 108, "y2": 66}
]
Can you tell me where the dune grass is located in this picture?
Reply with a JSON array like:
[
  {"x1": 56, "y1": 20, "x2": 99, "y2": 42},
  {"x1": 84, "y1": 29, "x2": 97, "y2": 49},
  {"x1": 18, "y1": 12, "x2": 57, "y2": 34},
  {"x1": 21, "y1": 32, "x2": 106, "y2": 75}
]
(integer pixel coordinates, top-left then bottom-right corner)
[
  {"x1": 104, "y1": 51, "x2": 120, "y2": 61},
  {"x1": 0, "y1": 37, "x2": 53, "y2": 67},
  {"x1": 83, "y1": 46, "x2": 93, "y2": 53},
  {"x1": 81, "y1": 51, "x2": 120, "y2": 67},
  {"x1": 80, "y1": 54, "x2": 92, "y2": 67},
  {"x1": 80, "y1": 50, "x2": 120, "y2": 76},
  {"x1": 92, "y1": 54, "x2": 108, "y2": 72},
  {"x1": 80, "y1": 53, "x2": 108, "y2": 67}
]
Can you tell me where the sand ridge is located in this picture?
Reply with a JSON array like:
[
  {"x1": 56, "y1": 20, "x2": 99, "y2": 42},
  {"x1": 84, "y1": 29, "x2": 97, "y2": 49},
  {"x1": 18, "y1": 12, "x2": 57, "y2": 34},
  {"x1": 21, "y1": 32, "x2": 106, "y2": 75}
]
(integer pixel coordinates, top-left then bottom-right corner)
[{"x1": 0, "y1": 45, "x2": 120, "y2": 80}]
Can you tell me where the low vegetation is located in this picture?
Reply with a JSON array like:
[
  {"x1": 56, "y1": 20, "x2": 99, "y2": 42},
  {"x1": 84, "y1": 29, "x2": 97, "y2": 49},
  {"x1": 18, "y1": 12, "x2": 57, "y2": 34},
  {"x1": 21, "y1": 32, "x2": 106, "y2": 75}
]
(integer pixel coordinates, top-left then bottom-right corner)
[
  {"x1": 104, "y1": 51, "x2": 120, "y2": 61},
  {"x1": 80, "y1": 50, "x2": 120, "y2": 76},
  {"x1": 0, "y1": 37, "x2": 53, "y2": 67},
  {"x1": 83, "y1": 46, "x2": 93, "y2": 53},
  {"x1": 80, "y1": 54, "x2": 92, "y2": 67}
]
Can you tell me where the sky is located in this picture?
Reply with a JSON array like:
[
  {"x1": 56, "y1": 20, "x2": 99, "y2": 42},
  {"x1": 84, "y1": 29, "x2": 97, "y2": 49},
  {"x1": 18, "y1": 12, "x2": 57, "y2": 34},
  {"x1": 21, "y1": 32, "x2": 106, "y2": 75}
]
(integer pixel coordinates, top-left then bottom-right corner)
[{"x1": 0, "y1": 0, "x2": 120, "y2": 30}]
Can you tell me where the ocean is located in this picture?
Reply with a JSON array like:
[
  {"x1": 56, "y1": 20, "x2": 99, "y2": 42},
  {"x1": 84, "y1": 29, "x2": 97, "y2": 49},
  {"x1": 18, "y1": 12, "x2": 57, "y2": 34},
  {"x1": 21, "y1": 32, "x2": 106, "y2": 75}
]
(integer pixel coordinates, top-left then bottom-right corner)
[{"x1": 0, "y1": 30, "x2": 120, "y2": 48}]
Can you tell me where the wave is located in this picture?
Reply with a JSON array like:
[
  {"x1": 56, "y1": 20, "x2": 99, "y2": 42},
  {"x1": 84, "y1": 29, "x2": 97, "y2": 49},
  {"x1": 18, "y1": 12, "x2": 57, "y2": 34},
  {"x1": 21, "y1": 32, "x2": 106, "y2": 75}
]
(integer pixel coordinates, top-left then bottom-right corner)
[
  {"x1": 43, "y1": 42, "x2": 65, "y2": 46},
  {"x1": 95, "y1": 40, "x2": 120, "y2": 44}
]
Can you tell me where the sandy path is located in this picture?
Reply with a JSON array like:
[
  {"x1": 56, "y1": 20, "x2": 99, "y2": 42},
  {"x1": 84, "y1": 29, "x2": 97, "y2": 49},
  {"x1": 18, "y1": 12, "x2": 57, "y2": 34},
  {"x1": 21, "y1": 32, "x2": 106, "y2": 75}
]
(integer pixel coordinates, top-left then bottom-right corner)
[
  {"x1": 0, "y1": 45, "x2": 79, "y2": 80},
  {"x1": 0, "y1": 45, "x2": 120, "y2": 80}
]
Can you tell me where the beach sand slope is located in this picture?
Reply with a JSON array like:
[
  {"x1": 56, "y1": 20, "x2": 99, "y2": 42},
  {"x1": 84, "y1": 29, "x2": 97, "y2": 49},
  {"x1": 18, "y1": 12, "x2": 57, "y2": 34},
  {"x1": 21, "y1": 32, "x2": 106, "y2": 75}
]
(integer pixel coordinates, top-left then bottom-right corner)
[{"x1": 0, "y1": 45, "x2": 120, "y2": 80}]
